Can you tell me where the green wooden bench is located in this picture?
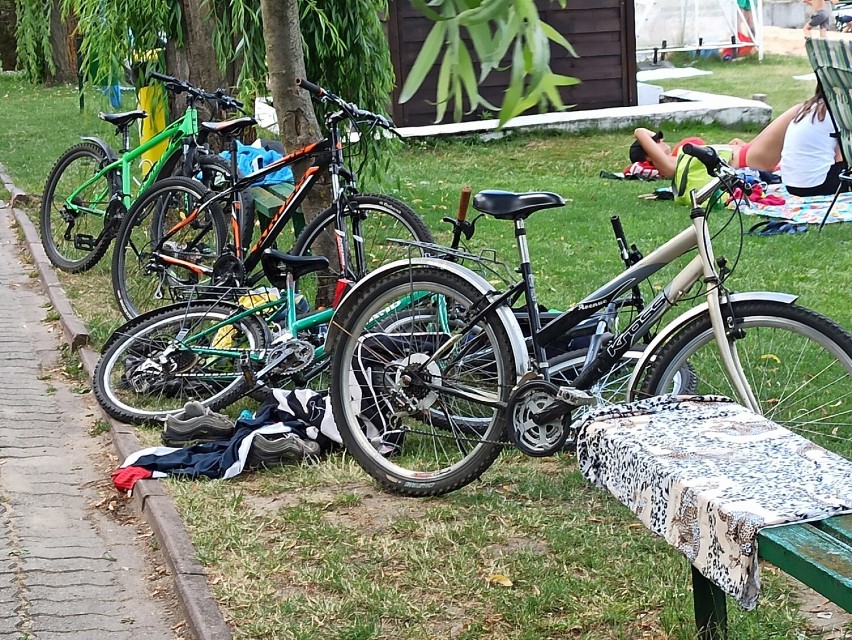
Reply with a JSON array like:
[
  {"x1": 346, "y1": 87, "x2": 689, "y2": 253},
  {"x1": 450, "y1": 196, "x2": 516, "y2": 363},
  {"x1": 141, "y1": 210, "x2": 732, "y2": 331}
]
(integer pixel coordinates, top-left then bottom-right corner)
[
  {"x1": 247, "y1": 181, "x2": 305, "y2": 248},
  {"x1": 694, "y1": 514, "x2": 852, "y2": 639}
]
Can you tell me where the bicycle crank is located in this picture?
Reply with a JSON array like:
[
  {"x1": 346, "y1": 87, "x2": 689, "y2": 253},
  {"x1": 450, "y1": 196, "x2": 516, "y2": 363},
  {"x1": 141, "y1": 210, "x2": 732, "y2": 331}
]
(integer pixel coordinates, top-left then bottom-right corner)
[
  {"x1": 505, "y1": 379, "x2": 577, "y2": 457},
  {"x1": 262, "y1": 339, "x2": 315, "y2": 377}
]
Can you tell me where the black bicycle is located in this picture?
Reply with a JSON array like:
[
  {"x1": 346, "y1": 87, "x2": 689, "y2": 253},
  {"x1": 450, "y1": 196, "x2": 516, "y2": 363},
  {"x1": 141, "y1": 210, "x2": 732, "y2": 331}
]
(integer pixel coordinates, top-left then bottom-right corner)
[
  {"x1": 327, "y1": 144, "x2": 852, "y2": 497},
  {"x1": 110, "y1": 78, "x2": 433, "y2": 320}
]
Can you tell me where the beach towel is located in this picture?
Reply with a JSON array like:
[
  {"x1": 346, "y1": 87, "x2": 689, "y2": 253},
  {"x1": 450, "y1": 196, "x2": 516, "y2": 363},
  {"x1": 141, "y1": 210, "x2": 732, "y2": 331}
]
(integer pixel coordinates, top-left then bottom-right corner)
[{"x1": 733, "y1": 183, "x2": 852, "y2": 224}]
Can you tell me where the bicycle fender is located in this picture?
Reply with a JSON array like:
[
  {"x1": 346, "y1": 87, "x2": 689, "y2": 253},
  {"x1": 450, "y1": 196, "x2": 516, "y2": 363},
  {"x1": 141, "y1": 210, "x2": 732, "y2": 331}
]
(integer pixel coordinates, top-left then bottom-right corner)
[
  {"x1": 330, "y1": 257, "x2": 530, "y2": 377},
  {"x1": 624, "y1": 291, "x2": 799, "y2": 400},
  {"x1": 81, "y1": 136, "x2": 119, "y2": 163}
]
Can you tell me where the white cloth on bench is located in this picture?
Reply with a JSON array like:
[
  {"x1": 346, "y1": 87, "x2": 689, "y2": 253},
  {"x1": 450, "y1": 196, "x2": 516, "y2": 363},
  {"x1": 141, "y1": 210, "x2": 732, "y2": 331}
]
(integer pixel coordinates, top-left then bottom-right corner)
[{"x1": 575, "y1": 395, "x2": 852, "y2": 610}]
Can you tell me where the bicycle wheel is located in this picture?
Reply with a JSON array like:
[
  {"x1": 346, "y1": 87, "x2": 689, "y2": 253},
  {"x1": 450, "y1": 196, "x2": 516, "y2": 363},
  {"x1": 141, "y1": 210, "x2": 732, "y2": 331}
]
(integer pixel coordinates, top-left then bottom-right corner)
[
  {"x1": 93, "y1": 301, "x2": 270, "y2": 424},
  {"x1": 40, "y1": 142, "x2": 119, "y2": 272},
  {"x1": 330, "y1": 266, "x2": 516, "y2": 497},
  {"x1": 112, "y1": 176, "x2": 228, "y2": 319},
  {"x1": 291, "y1": 194, "x2": 434, "y2": 310},
  {"x1": 639, "y1": 301, "x2": 852, "y2": 459}
]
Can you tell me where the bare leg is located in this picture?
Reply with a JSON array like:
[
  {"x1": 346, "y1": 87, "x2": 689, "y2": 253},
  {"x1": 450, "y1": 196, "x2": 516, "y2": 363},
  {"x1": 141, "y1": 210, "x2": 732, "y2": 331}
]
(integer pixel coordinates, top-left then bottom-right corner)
[{"x1": 742, "y1": 103, "x2": 802, "y2": 171}]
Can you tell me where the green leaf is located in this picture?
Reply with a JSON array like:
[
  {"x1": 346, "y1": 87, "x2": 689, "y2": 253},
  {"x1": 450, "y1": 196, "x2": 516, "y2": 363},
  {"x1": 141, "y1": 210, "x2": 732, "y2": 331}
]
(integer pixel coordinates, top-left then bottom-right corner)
[
  {"x1": 399, "y1": 20, "x2": 448, "y2": 104},
  {"x1": 541, "y1": 22, "x2": 577, "y2": 57},
  {"x1": 456, "y1": 0, "x2": 512, "y2": 25},
  {"x1": 456, "y1": 40, "x2": 480, "y2": 113},
  {"x1": 499, "y1": 38, "x2": 525, "y2": 125},
  {"x1": 411, "y1": 0, "x2": 450, "y2": 21},
  {"x1": 434, "y1": 48, "x2": 454, "y2": 123},
  {"x1": 466, "y1": 22, "x2": 496, "y2": 80}
]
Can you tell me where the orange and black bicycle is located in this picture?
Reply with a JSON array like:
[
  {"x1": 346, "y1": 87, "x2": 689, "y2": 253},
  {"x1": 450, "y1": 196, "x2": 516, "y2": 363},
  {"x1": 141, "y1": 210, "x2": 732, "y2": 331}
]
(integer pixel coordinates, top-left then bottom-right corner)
[{"x1": 110, "y1": 78, "x2": 433, "y2": 320}]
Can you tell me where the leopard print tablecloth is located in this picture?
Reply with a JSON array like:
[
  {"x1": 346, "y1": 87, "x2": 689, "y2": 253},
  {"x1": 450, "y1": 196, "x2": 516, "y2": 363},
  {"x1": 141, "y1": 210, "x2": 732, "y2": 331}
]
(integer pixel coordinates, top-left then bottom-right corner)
[{"x1": 575, "y1": 395, "x2": 852, "y2": 609}]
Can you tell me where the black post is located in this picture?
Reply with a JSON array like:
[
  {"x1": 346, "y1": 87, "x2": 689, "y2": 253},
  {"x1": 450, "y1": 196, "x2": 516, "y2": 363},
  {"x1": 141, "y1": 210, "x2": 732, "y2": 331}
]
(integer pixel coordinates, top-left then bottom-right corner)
[{"x1": 692, "y1": 565, "x2": 727, "y2": 640}]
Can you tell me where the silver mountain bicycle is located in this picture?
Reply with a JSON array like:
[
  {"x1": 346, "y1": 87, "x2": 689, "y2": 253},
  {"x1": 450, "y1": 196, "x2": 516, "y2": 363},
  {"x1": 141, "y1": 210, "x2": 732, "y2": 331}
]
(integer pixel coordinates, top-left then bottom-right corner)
[{"x1": 326, "y1": 144, "x2": 852, "y2": 497}]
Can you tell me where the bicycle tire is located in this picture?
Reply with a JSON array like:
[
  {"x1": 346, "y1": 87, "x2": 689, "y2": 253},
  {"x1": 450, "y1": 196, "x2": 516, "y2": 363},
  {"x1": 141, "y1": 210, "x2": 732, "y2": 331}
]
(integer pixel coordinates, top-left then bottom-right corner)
[
  {"x1": 112, "y1": 176, "x2": 229, "y2": 320},
  {"x1": 639, "y1": 300, "x2": 852, "y2": 459},
  {"x1": 330, "y1": 266, "x2": 515, "y2": 497},
  {"x1": 93, "y1": 301, "x2": 270, "y2": 424},
  {"x1": 291, "y1": 194, "x2": 434, "y2": 310},
  {"x1": 40, "y1": 142, "x2": 119, "y2": 272}
]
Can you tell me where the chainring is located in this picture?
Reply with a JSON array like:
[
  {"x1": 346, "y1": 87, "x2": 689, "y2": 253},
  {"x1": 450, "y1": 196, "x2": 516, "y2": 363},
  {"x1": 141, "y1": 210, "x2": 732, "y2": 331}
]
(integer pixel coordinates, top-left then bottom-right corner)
[
  {"x1": 212, "y1": 253, "x2": 246, "y2": 287},
  {"x1": 505, "y1": 379, "x2": 571, "y2": 457},
  {"x1": 266, "y1": 339, "x2": 315, "y2": 376}
]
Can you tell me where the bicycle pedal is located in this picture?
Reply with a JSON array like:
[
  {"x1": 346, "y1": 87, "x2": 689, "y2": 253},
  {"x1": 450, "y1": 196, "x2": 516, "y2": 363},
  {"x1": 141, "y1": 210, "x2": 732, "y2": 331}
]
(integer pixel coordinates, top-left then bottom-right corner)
[
  {"x1": 74, "y1": 234, "x2": 96, "y2": 251},
  {"x1": 556, "y1": 386, "x2": 595, "y2": 407}
]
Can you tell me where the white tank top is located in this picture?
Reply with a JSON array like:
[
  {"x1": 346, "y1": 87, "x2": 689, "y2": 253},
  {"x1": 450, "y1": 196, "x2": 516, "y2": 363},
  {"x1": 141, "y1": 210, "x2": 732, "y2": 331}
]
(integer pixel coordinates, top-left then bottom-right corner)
[{"x1": 780, "y1": 108, "x2": 838, "y2": 189}]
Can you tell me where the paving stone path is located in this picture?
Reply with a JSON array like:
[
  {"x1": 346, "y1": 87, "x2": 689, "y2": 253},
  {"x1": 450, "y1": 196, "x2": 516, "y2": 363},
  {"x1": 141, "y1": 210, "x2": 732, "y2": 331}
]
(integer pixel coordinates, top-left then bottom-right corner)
[{"x1": 0, "y1": 202, "x2": 183, "y2": 640}]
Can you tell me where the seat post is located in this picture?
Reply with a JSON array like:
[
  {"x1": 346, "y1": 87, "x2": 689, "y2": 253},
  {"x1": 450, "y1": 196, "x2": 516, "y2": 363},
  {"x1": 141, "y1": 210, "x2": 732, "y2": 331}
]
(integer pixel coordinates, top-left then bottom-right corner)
[
  {"x1": 514, "y1": 216, "x2": 548, "y2": 376},
  {"x1": 120, "y1": 125, "x2": 132, "y2": 154}
]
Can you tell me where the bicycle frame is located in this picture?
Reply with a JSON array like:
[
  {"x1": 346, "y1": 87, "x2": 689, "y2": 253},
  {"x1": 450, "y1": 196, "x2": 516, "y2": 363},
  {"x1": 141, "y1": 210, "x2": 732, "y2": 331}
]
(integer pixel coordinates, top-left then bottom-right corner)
[
  {"x1": 153, "y1": 108, "x2": 362, "y2": 293},
  {"x1": 406, "y1": 178, "x2": 761, "y2": 413},
  {"x1": 66, "y1": 106, "x2": 199, "y2": 216}
]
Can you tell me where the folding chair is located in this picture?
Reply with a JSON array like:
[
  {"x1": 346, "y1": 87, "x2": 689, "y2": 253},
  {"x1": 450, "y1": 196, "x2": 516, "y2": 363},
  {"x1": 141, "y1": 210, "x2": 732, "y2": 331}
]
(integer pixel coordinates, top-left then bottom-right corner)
[{"x1": 805, "y1": 37, "x2": 852, "y2": 230}]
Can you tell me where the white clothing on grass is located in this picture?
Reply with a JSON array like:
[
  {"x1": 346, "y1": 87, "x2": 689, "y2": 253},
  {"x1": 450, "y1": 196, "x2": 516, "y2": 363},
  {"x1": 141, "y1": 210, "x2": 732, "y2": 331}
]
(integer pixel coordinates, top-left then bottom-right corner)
[{"x1": 780, "y1": 108, "x2": 838, "y2": 189}]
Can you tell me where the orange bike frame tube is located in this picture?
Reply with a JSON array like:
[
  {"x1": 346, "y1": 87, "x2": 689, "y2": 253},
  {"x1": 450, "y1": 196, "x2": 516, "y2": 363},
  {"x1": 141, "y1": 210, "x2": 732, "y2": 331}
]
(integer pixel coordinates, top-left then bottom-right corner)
[
  {"x1": 251, "y1": 165, "x2": 320, "y2": 255},
  {"x1": 157, "y1": 254, "x2": 210, "y2": 275}
]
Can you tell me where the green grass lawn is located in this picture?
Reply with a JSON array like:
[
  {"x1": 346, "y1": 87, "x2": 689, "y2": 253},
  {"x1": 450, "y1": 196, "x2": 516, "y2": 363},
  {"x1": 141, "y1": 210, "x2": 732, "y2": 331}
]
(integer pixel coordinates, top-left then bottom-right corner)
[{"x1": 1, "y1": 57, "x2": 850, "y2": 639}]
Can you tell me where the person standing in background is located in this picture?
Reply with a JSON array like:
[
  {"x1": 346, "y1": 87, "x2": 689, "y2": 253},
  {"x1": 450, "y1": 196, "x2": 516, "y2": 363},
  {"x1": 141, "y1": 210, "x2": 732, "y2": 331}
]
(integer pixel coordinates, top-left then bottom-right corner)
[{"x1": 804, "y1": 0, "x2": 832, "y2": 38}]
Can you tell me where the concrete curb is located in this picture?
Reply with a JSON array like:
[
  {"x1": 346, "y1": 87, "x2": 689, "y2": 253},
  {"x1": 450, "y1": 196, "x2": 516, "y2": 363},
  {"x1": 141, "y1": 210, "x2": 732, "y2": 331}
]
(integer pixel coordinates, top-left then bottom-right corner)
[{"x1": 1, "y1": 163, "x2": 233, "y2": 640}]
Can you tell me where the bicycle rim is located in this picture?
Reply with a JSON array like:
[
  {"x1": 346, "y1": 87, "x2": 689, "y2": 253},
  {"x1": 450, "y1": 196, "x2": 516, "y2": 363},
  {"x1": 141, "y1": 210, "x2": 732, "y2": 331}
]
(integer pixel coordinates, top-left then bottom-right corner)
[
  {"x1": 113, "y1": 178, "x2": 227, "y2": 319},
  {"x1": 331, "y1": 267, "x2": 514, "y2": 496},
  {"x1": 642, "y1": 301, "x2": 852, "y2": 459},
  {"x1": 94, "y1": 303, "x2": 269, "y2": 424},
  {"x1": 292, "y1": 194, "x2": 433, "y2": 310}
]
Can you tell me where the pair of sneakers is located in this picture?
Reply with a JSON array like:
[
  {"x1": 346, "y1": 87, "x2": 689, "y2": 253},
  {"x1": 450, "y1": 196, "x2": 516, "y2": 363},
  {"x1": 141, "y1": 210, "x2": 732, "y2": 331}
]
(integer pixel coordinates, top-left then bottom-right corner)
[{"x1": 162, "y1": 401, "x2": 235, "y2": 446}]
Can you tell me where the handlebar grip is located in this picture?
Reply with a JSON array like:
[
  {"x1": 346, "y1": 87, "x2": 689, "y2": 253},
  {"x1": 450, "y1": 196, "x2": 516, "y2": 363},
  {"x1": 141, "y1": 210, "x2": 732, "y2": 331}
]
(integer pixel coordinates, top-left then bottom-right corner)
[
  {"x1": 456, "y1": 186, "x2": 472, "y2": 222},
  {"x1": 682, "y1": 143, "x2": 722, "y2": 175},
  {"x1": 296, "y1": 78, "x2": 324, "y2": 97},
  {"x1": 610, "y1": 215, "x2": 627, "y2": 243},
  {"x1": 149, "y1": 71, "x2": 176, "y2": 84}
]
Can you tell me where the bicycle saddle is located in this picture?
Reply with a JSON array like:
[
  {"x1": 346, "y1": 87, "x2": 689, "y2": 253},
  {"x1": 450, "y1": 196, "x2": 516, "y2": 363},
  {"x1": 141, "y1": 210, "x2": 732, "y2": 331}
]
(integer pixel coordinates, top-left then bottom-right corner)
[
  {"x1": 473, "y1": 190, "x2": 565, "y2": 220},
  {"x1": 200, "y1": 117, "x2": 258, "y2": 138},
  {"x1": 261, "y1": 248, "x2": 329, "y2": 285},
  {"x1": 98, "y1": 110, "x2": 147, "y2": 129}
]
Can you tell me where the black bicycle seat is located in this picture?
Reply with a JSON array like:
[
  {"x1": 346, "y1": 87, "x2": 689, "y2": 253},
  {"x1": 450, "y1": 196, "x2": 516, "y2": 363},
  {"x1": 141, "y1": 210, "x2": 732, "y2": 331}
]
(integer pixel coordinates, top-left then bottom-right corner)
[
  {"x1": 261, "y1": 248, "x2": 329, "y2": 284},
  {"x1": 473, "y1": 190, "x2": 565, "y2": 220},
  {"x1": 98, "y1": 110, "x2": 147, "y2": 129},
  {"x1": 200, "y1": 117, "x2": 258, "y2": 138}
]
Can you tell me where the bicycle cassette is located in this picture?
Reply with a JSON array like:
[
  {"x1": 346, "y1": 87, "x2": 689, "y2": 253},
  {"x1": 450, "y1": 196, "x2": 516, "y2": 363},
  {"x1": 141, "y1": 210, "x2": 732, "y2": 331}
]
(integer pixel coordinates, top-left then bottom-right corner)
[
  {"x1": 266, "y1": 339, "x2": 315, "y2": 376},
  {"x1": 505, "y1": 379, "x2": 571, "y2": 457}
]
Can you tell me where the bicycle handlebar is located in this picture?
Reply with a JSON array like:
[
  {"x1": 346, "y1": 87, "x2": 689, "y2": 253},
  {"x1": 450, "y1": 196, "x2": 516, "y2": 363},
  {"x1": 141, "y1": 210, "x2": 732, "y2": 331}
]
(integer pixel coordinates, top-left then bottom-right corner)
[
  {"x1": 295, "y1": 77, "x2": 397, "y2": 131},
  {"x1": 682, "y1": 142, "x2": 752, "y2": 200},
  {"x1": 147, "y1": 72, "x2": 244, "y2": 112},
  {"x1": 296, "y1": 78, "x2": 324, "y2": 97}
]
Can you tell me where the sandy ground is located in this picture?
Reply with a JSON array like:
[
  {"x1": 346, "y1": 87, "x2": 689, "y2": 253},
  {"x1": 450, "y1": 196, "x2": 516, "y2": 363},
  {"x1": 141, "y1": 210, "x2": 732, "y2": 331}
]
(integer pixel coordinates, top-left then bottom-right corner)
[{"x1": 761, "y1": 24, "x2": 850, "y2": 56}]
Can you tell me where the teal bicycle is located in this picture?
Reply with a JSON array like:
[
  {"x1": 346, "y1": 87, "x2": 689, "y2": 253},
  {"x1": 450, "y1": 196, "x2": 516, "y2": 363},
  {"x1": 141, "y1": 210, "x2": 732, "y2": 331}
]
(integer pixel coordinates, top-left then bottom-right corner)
[
  {"x1": 39, "y1": 71, "x2": 245, "y2": 273},
  {"x1": 92, "y1": 248, "x2": 339, "y2": 424}
]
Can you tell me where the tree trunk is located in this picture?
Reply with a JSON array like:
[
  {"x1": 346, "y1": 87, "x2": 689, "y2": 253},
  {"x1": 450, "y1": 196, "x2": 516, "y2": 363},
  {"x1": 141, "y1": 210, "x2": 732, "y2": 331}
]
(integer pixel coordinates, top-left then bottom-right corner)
[
  {"x1": 160, "y1": 0, "x2": 239, "y2": 134},
  {"x1": 259, "y1": 0, "x2": 335, "y2": 308},
  {"x1": 258, "y1": 0, "x2": 330, "y2": 216},
  {"x1": 0, "y1": 0, "x2": 17, "y2": 71},
  {"x1": 45, "y1": 1, "x2": 76, "y2": 84}
]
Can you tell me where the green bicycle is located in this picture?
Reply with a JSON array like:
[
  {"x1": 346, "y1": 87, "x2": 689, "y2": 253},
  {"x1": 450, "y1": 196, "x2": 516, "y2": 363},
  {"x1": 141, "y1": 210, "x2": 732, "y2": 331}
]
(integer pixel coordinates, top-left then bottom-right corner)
[{"x1": 39, "y1": 71, "x2": 245, "y2": 273}]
